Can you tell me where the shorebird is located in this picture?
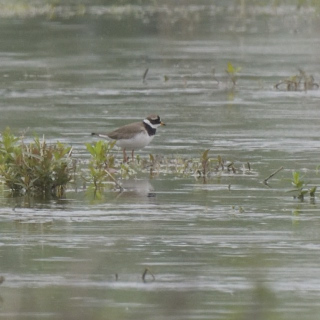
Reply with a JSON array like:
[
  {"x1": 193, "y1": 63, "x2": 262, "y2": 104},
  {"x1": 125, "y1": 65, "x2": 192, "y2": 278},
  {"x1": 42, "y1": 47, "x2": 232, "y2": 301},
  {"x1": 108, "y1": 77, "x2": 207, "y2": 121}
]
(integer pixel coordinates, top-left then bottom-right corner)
[{"x1": 92, "y1": 114, "x2": 165, "y2": 162}]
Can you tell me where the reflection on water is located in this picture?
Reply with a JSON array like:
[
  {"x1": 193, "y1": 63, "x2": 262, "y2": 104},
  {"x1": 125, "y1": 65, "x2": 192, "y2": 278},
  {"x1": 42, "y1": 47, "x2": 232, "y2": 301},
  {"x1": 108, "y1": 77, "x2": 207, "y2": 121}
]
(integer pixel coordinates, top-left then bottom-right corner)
[
  {"x1": 119, "y1": 179, "x2": 156, "y2": 199},
  {"x1": 1, "y1": 2, "x2": 320, "y2": 320}
]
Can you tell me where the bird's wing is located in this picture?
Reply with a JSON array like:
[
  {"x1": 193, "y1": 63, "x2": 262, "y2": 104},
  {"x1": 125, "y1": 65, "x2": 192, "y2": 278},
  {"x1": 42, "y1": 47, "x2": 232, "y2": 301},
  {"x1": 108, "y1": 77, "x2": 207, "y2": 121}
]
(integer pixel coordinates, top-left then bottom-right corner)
[{"x1": 107, "y1": 122, "x2": 145, "y2": 140}]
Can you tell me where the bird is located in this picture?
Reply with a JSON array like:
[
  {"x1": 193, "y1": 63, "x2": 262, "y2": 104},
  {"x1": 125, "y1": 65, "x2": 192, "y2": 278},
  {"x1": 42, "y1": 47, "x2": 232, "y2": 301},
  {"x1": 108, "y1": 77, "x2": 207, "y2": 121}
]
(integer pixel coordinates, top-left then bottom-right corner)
[{"x1": 91, "y1": 114, "x2": 165, "y2": 162}]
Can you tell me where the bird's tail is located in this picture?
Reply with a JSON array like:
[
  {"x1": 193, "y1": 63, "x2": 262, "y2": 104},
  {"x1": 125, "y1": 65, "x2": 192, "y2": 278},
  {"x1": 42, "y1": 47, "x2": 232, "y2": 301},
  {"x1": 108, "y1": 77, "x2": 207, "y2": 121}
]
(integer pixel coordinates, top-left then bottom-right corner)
[{"x1": 91, "y1": 133, "x2": 111, "y2": 140}]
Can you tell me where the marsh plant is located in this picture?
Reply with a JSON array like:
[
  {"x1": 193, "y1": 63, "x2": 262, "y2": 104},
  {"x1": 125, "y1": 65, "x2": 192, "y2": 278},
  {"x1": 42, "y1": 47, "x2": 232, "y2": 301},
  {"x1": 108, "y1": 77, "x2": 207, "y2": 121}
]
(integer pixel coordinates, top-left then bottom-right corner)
[
  {"x1": 6, "y1": 129, "x2": 316, "y2": 208},
  {"x1": 84, "y1": 140, "x2": 120, "y2": 197},
  {"x1": 275, "y1": 69, "x2": 319, "y2": 91},
  {"x1": 141, "y1": 150, "x2": 239, "y2": 179},
  {"x1": 226, "y1": 62, "x2": 242, "y2": 87},
  {"x1": 0, "y1": 128, "x2": 73, "y2": 197},
  {"x1": 195, "y1": 151, "x2": 237, "y2": 178},
  {"x1": 288, "y1": 171, "x2": 317, "y2": 201}
]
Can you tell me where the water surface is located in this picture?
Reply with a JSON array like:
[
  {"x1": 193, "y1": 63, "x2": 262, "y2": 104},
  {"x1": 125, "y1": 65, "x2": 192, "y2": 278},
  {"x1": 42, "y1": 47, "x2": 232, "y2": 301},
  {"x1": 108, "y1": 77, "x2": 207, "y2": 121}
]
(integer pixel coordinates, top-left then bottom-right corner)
[{"x1": 1, "y1": 3, "x2": 320, "y2": 320}]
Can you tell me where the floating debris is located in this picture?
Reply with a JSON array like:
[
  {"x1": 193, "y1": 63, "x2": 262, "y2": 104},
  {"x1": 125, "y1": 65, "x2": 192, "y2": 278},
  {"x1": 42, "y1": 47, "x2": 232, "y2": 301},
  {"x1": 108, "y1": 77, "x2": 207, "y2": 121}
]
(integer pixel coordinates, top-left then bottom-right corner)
[{"x1": 263, "y1": 166, "x2": 284, "y2": 185}]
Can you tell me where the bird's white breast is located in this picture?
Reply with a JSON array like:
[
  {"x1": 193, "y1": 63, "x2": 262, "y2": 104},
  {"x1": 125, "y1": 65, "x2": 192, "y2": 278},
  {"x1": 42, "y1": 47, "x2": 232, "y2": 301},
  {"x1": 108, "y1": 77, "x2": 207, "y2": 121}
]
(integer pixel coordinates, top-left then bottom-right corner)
[{"x1": 115, "y1": 132, "x2": 154, "y2": 150}]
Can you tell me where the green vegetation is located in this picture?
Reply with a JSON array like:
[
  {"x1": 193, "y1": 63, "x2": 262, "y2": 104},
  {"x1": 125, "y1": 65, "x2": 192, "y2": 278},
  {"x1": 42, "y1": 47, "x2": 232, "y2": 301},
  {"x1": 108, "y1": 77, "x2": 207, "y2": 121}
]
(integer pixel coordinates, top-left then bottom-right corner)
[
  {"x1": 275, "y1": 69, "x2": 319, "y2": 91},
  {"x1": 0, "y1": 129, "x2": 319, "y2": 204},
  {"x1": 83, "y1": 140, "x2": 140, "y2": 198},
  {"x1": 85, "y1": 140, "x2": 115, "y2": 186},
  {"x1": 287, "y1": 171, "x2": 317, "y2": 201},
  {"x1": 1, "y1": 1, "x2": 320, "y2": 22},
  {"x1": 226, "y1": 62, "x2": 242, "y2": 87},
  {"x1": 0, "y1": 131, "x2": 246, "y2": 199},
  {"x1": 136, "y1": 150, "x2": 240, "y2": 179},
  {"x1": 83, "y1": 140, "x2": 122, "y2": 198},
  {"x1": 0, "y1": 128, "x2": 73, "y2": 197}
]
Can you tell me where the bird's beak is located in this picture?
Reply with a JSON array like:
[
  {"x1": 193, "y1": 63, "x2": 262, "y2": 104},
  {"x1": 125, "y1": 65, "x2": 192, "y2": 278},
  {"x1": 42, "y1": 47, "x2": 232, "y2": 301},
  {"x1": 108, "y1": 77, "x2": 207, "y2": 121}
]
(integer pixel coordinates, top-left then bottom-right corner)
[{"x1": 160, "y1": 121, "x2": 166, "y2": 126}]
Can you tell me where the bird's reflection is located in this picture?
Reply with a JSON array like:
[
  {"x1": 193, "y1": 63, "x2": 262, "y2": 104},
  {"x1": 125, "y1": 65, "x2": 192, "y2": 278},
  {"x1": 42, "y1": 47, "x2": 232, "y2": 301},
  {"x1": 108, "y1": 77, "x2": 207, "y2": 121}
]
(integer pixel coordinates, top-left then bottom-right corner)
[{"x1": 117, "y1": 179, "x2": 156, "y2": 199}]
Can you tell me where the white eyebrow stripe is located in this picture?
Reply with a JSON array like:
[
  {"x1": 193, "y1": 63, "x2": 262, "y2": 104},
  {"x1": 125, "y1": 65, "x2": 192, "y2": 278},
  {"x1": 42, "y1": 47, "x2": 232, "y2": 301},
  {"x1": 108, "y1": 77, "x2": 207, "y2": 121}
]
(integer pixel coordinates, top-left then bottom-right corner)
[{"x1": 143, "y1": 119, "x2": 159, "y2": 129}]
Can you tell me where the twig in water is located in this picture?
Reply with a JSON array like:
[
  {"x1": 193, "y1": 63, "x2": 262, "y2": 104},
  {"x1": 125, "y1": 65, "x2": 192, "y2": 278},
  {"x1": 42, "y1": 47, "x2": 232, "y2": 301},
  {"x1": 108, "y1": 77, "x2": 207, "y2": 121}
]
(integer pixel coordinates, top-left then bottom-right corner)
[
  {"x1": 263, "y1": 166, "x2": 284, "y2": 185},
  {"x1": 142, "y1": 268, "x2": 155, "y2": 283},
  {"x1": 142, "y1": 68, "x2": 149, "y2": 83},
  {"x1": 104, "y1": 169, "x2": 123, "y2": 192}
]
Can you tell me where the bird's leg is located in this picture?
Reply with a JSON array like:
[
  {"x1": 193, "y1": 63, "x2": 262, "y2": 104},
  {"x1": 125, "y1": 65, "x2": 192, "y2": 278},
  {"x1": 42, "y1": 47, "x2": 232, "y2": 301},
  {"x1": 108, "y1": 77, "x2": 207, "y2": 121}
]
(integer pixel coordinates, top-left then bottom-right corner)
[
  {"x1": 123, "y1": 149, "x2": 128, "y2": 163},
  {"x1": 131, "y1": 150, "x2": 135, "y2": 162}
]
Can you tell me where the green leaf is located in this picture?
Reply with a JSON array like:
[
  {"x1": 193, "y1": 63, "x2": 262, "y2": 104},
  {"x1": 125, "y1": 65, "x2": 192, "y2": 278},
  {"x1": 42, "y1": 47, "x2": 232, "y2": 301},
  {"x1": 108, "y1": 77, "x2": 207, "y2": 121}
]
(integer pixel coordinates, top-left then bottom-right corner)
[
  {"x1": 96, "y1": 141, "x2": 102, "y2": 155},
  {"x1": 309, "y1": 186, "x2": 317, "y2": 197},
  {"x1": 85, "y1": 143, "x2": 95, "y2": 156},
  {"x1": 226, "y1": 62, "x2": 235, "y2": 74},
  {"x1": 226, "y1": 62, "x2": 242, "y2": 75},
  {"x1": 201, "y1": 149, "x2": 209, "y2": 161}
]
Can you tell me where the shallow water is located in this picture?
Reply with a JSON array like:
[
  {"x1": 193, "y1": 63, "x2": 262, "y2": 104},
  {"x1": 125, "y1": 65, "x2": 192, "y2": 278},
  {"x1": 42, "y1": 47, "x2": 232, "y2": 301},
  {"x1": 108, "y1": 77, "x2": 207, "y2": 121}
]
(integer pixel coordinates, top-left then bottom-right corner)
[{"x1": 1, "y1": 2, "x2": 320, "y2": 320}]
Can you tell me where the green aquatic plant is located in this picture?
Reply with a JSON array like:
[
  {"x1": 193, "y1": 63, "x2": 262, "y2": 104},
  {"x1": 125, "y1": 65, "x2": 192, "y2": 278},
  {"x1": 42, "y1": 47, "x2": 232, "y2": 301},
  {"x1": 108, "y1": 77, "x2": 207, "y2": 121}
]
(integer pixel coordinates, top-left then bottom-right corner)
[
  {"x1": 226, "y1": 62, "x2": 242, "y2": 87},
  {"x1": 200, "y1": 149, "x2": 210, "y2": 176},
  {"x1": 0, "y1": 127, "x2": 251, "y2": 200},
  {"x1": 275, "y1": 69, "x2": 319, "y2": 91},
  {"x1": 119, "y1": 162, "x2": 137, "y2": 179},
  {"x1": 84, "y1": 140, "x2": 120, "y2": 197},
  {"x1": 0, "y1": 128, "x2": 73, "y2": 197},
  {"x1": 287, "y1": 171, "x2": 317, "y2": 201},
  {"x1": 85, "y1": 140, "x2": 116, "y2": 169},
  {"x1": 187, "y1": 149, "x2": 214, "y2": 178},
  {"x1": 141, "y1": 150, "x2": 242, "y2": 180}
]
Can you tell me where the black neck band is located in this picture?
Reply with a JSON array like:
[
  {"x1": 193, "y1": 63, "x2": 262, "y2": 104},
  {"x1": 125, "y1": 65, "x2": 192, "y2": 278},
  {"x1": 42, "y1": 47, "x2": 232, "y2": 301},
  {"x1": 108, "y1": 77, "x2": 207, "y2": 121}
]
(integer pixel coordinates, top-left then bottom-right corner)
[{"x1": 144, "y1": 122, "x2": 156, "y2": 136}]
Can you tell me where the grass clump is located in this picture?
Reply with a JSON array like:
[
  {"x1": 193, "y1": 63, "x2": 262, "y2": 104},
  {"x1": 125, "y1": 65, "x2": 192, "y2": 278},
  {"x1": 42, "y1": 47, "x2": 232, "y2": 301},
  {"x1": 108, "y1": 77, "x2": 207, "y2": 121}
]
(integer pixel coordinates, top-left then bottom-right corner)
[{"x1": 0, "y1": 128, "x2": 73, "y2": 197}]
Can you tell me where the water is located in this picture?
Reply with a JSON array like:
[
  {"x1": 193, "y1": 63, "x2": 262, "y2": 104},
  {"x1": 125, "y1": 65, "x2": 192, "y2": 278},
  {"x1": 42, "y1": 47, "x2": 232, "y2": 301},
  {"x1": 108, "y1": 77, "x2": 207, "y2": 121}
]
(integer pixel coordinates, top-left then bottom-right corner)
[{"x1": 1, "y1": 2, "x2": 320, "y2": 319}]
